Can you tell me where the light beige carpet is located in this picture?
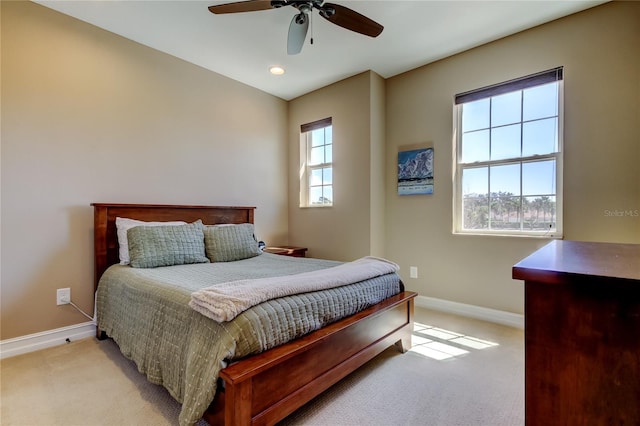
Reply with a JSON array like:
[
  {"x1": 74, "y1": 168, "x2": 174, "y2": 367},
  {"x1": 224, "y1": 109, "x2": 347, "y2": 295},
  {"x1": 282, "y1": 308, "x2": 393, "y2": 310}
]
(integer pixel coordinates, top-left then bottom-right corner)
[{"x1": 1, "y1": 308, "x2": 524, "y2": 425}]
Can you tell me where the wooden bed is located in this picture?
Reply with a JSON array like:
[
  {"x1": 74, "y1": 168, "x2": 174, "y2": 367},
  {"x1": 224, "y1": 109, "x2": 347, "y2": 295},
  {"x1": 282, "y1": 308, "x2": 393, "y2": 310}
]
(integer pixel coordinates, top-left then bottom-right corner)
[{"x1": 92, "y1": 203, "x2": 416, "y2": 426}]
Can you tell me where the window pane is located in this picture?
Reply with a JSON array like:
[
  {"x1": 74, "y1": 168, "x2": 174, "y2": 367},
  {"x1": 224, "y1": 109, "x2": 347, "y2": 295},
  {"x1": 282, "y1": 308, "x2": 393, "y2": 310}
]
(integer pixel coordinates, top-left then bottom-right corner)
[
  {"x1": 491, "y1": 124, "x2": 521, "y2": 161},
  {"x1": 491, "y1": 91, "x2": 521, "y2": 127},
  {"x1": 522, "y1": 160, "x2": 555, "y2": 196},
  {"x1": 310, "y1": 168, "x2": 323, "y2": 186},
  {"x1": 523, "y1": 82, "x2": 558, "y2": 121},
  {"x1": 523, "y1": 196, "x2": 556, "y2": 230},
  {"x1": 490, "y1": 164, "x2": 520, "y2": 196},
  {"x1": 325, "y1": 144, "x2": 332, "y2": 163},
  {"x1": 523, "y1": 118, "x2": 558, "y2": 156},
  {"x1": 490, "y1": 196, "x2": 521, "y2": 230},
  {"x1": 462, "y1": 130, "x2": 489, "y2": 163},
  {"x1": 325, "y1": 126, "x2": 333, "y2": 144},
  {"x1": 322, "y1": 186, "x2": 333, "y2": 204},
  {"x1": 462, "y1": 167, "x2": 488, "y2": 196},
  {"x1": 309, "y1": 146, "x2": 324, "y2": 165},
  {"x1": 309, "y1": 187, "x2": 323, "y2": 205},
  {"x1": 463, "y1": 195, "x2": 489, "y2": 229},
  {"x1": 462, "y1": 99, "x2": 489, "y2": 132},
  {"x1": 311, "y1": 128, "x2": 325, "y2": 147},
  {"x1": 322, "y1": 167, "x2": 332, "y2": 185}
]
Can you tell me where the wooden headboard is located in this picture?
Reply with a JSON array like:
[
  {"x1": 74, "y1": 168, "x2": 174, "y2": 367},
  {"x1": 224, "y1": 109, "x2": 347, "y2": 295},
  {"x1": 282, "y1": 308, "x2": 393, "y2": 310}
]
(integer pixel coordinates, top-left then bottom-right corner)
[{"x1": 91, "y1": 203, "x2": 256, "y2": 292}]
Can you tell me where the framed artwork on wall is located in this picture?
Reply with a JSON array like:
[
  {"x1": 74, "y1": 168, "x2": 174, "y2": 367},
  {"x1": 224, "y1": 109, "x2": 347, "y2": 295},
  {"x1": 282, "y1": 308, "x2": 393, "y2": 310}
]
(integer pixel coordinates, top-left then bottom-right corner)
[{"x1": 397, "y1": 145, "x2": 434, "y2": 195}]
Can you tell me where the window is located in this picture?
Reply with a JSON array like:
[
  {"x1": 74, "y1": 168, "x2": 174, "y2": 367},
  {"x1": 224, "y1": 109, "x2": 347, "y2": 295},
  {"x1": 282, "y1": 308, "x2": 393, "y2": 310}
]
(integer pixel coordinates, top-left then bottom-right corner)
[
  {"x1": 300, "y1": 117, "x2": 332, "y2": 207},
  {"x1": 453, "y1": 68, "x2": 563, "y2": 236}
]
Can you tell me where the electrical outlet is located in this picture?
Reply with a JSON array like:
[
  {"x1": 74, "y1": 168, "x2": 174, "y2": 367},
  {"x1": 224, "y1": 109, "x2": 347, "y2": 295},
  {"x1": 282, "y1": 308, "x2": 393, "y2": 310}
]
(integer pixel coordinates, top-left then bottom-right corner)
[
  {"x1": 409, "y1": 266, "x2": 418, "y2": 279},
  {"x1": 57, "y1": 288, "x2": 71, "y2": 305}
]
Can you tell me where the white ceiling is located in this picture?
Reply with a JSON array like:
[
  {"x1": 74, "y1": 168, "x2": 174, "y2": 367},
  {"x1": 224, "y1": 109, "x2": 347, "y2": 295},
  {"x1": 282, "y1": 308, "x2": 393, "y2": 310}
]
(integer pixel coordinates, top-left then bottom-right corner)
[{"x1": 36, "y1": 0, "x2": 607, "y2": 100}]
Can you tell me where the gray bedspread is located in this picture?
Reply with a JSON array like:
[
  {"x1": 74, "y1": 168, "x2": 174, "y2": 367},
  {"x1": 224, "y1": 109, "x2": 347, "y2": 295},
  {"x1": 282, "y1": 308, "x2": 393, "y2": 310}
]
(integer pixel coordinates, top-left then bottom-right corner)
[{"x1": 96, "y1": 253, "x2": 401, "y2": 425}]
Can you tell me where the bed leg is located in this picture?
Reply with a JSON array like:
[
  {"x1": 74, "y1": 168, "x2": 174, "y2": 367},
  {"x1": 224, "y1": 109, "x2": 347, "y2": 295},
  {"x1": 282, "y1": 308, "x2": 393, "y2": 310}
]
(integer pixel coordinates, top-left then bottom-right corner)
[
  {"x1": 224, "y1": 380, "x2": 252, "y2": 426},
  {"x1": 394, "y1": 296, "x2": 414, "y2": 353},
  {"x1": 394, "y1": 334, "x2": 412, "y2": 353},
  {"x1": 96, "y1": 328, "x2": 107, "y2": 340}
]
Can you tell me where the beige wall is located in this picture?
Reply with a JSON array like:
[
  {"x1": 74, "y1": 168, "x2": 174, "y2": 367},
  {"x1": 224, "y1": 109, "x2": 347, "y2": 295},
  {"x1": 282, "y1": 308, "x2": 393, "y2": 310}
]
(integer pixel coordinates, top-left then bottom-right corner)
[
  {"x1": 369, "y1": 73, "x2": 386, "y2": 258},
  {"x1": 287, "y1": 71, "x2": 386, "y2": 261},
  {"x1": 1, "y1": 1, "x2": 288, "y2": 339},
  {"x1": 385, "y1": 1, "x2": 640, "y2": 314}
]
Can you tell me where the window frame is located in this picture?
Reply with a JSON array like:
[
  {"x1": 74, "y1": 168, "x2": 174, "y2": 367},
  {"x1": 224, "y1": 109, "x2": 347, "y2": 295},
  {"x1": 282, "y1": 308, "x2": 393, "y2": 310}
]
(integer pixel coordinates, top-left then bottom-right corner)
[
  {"x1": 299, "y1": 117, "x2": 333, "y2": 208},
  {"x1": 452, "y1": 68, "x2": 564, "y2": 238}
]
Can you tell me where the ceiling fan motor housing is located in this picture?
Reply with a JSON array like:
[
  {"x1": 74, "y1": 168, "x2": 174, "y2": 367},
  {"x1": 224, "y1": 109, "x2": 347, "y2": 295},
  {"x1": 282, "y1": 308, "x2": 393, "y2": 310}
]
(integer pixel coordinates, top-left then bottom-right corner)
[
  {"x1": 270, "y1": 0, "x2": 287, "y2": 8},
  {"x1": 318, "y1": 6, "x2": 335, "y2": 18},
  {"x1": 271, "y1": 0, "x2": 332, "y2": 13}
]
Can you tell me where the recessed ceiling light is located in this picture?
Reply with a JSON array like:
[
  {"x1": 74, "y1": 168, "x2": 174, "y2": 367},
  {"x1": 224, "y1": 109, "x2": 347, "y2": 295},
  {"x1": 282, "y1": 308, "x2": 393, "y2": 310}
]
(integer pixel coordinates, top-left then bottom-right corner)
[{"x1": 269, "y1": 66, "x2": 285, "y2": 75}]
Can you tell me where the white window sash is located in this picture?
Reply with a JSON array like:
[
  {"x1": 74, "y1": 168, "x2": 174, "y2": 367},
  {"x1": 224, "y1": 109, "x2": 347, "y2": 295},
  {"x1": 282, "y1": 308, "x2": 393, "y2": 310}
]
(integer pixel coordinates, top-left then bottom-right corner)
[
  {"x1": 452, "y1": 76, "x2": 563, "y2": 237},
  {"x1": 299, "y1": 119, "x2": 332, "y2": 208}
]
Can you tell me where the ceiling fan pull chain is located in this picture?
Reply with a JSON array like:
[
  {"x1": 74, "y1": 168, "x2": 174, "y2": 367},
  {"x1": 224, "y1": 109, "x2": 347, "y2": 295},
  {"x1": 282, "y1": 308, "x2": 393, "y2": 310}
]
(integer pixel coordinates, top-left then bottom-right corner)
[{"x1": 310, "y1": 9, "x2": 314, "y2": 45}]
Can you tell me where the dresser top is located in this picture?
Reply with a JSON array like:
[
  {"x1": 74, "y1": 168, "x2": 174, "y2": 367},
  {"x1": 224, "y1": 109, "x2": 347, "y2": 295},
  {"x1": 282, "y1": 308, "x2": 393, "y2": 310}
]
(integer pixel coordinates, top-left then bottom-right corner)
[{"x1": 513, "y1": 240, "x2": 640, "y2": 284}]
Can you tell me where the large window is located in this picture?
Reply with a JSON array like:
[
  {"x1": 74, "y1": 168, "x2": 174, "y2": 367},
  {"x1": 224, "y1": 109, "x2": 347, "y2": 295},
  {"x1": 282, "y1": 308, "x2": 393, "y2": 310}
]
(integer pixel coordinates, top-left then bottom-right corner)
[
  {"x1": 300, "y1": 117, "x2": 332, "y2": 207},
  {"x1": 453, "y1": 68, "x2": 563, "y2": 236}
]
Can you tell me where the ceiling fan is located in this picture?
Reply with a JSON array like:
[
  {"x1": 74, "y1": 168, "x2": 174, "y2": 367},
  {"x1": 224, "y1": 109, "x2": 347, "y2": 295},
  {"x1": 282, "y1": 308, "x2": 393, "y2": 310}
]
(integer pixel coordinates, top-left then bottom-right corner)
[{"x1": 208, "y1": 0, "x2": 384, "y2": 55}]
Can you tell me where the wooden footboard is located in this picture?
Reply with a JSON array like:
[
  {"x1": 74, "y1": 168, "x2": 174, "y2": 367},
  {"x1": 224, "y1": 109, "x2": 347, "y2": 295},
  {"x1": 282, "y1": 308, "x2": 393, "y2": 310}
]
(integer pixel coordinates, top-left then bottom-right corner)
[{"x1": 204, "y1": 291, "x2": 416, "y2": 426}]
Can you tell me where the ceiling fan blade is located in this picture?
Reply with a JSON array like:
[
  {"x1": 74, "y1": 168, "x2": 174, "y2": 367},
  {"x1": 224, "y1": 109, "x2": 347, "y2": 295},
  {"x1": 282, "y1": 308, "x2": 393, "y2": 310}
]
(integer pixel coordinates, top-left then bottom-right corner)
[
  {"x1": 287, "y1": 12, "x2": 309, "y2": 55},
  {"x1": 208, "y1": 0, "x2": 274, "y2": 14},
  {"x1": 320, "y1": 3, "x2": 383, "y2": 38}
]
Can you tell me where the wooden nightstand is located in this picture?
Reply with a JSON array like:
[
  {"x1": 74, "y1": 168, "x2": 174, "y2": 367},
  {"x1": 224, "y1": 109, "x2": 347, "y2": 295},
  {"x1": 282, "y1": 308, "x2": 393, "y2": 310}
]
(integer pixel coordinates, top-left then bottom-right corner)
[{"x1": 264, "y1": 246, "x2": 307, "y2": 257}]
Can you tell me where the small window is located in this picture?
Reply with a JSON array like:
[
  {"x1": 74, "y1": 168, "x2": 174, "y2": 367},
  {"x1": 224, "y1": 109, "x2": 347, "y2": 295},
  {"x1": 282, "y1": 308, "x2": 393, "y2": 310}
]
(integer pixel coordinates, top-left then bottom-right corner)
[
  {"x1": 453, "y1": 68, "x2": 563, "y2": 237},
  {"x1": 300, "y1": 117, "x2": 332, "y2": 207}
]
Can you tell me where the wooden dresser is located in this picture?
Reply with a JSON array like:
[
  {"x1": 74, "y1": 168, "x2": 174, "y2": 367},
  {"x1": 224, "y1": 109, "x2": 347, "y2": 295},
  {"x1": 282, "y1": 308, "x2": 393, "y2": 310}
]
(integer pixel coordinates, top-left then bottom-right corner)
[{"x1": 513, "y1": 240, "x2": 640, "y2": 425}]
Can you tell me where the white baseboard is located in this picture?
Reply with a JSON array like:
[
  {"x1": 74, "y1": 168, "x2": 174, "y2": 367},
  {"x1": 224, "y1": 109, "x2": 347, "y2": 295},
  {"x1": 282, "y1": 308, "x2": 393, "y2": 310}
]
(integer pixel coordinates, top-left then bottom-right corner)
[
  {"x1": 415, "y1": 295, "x2": 524, "y2": 329},
  {"x1": 0, "y1": 321, "x2": 96, "y2": 359}
]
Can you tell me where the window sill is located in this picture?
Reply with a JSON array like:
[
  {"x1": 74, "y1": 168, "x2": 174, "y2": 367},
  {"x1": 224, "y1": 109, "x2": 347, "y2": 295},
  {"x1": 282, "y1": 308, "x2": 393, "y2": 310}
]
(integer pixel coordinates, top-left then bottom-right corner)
[{"x1": 452, "y1": 230, "x2": 563, "y2": 239}]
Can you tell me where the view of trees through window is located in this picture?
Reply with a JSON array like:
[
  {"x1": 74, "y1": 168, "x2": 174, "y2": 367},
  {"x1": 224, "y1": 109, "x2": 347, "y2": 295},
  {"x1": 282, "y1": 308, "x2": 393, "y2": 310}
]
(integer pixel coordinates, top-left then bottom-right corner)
[{"x1": 463, "y1": 191, "x2": 556, "y2": 230}]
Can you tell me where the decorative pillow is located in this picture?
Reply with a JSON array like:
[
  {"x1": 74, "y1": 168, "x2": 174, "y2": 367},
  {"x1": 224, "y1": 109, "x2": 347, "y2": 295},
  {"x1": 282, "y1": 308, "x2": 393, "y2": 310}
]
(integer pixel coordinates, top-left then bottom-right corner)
[
  {"x1": 128, "y1": 220, "x2": 209, "y2": 268},
  {"x1": 116, "y1": 217, "x2": 186, "y2": 265},
  {"x1": 204, "y1": 223, "x2": 262, "y2": 262}
]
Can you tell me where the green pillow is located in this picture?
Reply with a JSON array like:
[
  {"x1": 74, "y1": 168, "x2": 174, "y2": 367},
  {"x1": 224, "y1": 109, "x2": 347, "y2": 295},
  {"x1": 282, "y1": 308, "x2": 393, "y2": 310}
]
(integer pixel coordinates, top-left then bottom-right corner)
[
  {"x1": 204, "y1": 223, "x2": 261, "y2": 262},
  {"x1": 128, "y1": 220, "x2": 209, "y2": 268}
]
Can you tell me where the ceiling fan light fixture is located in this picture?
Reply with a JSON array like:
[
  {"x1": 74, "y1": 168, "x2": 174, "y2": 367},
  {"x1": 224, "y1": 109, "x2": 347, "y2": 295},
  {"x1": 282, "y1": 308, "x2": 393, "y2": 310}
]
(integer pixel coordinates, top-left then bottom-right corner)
[
  {"x1": 294, "y1": 11, "x2": 307, "y2": 25},
  {"x1": 269, "y1": 66, "x2": 286, "y2": 75}
]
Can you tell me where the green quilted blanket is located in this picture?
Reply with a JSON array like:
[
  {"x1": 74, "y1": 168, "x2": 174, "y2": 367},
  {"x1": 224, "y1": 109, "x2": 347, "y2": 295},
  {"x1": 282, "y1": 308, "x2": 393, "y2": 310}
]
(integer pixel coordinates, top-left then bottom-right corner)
[{"x1": 96, "y1": 253, "x2": 401, "y2": 425}]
